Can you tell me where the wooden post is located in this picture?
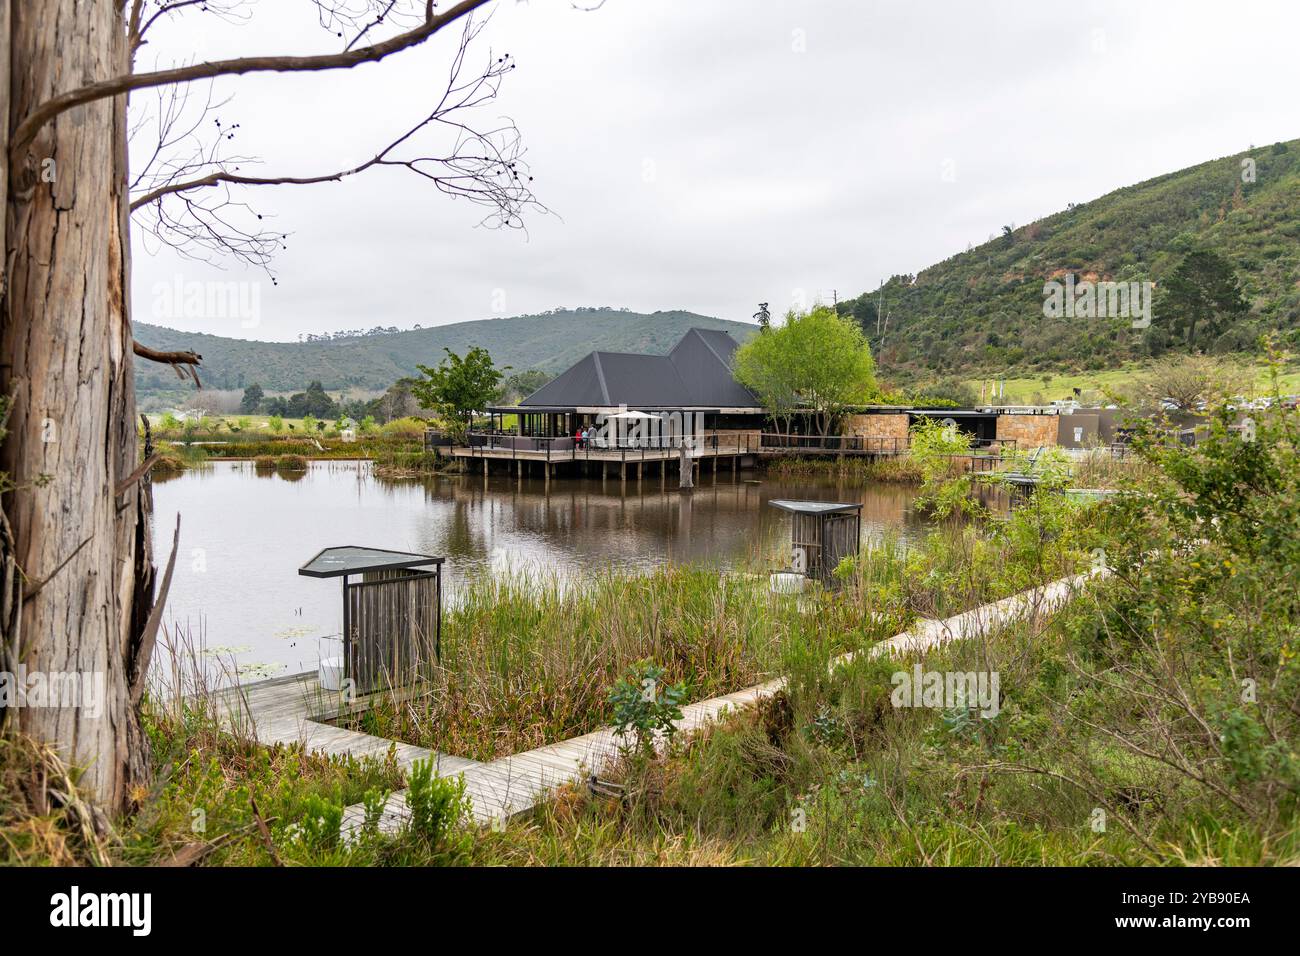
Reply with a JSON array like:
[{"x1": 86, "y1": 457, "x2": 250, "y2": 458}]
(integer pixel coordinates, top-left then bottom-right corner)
[{"x1": 678, "y1": 444, "x2": 693, "y2": 492}]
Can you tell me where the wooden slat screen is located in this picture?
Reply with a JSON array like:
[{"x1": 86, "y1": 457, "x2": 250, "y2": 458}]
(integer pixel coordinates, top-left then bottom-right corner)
[{"x1": 345, "y1": 569, "x2": 439, "y2": 693}]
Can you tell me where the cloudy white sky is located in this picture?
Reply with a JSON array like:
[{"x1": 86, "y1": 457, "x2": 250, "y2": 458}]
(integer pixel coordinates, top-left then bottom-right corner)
[{"x1": 129, "y1": 0, "x2": 1300, "y2": 341}]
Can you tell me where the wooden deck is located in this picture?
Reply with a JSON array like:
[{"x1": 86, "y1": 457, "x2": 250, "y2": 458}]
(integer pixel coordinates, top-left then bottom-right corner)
[
  {"x1": 210, "y1": 570, "x2": 1100, "y2": 837},
  {"x1": 450, "y1": 441, "x2": 755, "y2": 484}
]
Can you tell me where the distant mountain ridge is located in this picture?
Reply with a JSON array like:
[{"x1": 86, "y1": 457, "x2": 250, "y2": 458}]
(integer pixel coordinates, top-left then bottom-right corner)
[
  {"x1": 837, "y1": 137, "x2": 1300, "y2": 380},
  {"x1": 134, "y1": 308, "x2": 756, "y2": 394}
]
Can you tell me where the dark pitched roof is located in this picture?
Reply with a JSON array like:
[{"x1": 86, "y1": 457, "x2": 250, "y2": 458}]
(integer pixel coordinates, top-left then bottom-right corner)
[
  {"x1": 668, "y1": 328, "x2": 759, "y2": 407},
  {"x1": 520, "y1": 328, "x2": 760, "y2": 408},
  {"x1": 519, "y1": 352, "x2": 612, "y2": 406}
]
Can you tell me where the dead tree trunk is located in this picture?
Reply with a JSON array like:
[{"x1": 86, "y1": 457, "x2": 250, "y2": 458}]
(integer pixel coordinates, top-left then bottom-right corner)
[
  {"x1": 678, "y1": 443, "x2": 693, "y2": 492},
  {"x1": 0, "y1": 0, "x2": 155, "y2": 812}
]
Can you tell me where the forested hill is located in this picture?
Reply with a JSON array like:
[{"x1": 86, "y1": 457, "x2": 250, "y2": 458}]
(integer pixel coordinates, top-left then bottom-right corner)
[
  {"x1": 134, "y1": 308, "x2": 755, "y2": 394},
  {"x1": 838, "y1": 138, "x2": 1300, "y2": 381}
]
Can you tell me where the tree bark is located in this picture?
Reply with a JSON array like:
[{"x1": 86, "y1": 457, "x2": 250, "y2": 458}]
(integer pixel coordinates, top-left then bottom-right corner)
[{"x1": 1, "y1": 0, "x2": 154, "y2": 811}]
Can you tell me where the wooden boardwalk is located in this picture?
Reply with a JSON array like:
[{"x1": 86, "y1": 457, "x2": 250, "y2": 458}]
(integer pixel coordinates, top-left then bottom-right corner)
[
  {"x1": 211, "y1": 571, "x2": 1099, "y2": 837},
  {"x1": 339, "y1": 678, "x2": 788, "y2": 835},
  {"x1": 866, "y1": 570, "x2": 1097, "y2": 660},
  {"x1": 209, "y1": 674, "x2": 481, "y2": 778}
]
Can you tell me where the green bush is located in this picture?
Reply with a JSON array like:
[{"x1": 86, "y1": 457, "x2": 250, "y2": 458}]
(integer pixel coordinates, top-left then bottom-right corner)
[
  {"x1": 381, "y1": 416, "x2": 429, "y2": 437},
  {"x1": 405, "y1": 759, "x2": 471, "y2": 848},
  {"x1": 607, "y1": 660, "x2": 687, "y2": 756},
  {"x1": 908, "y1": 418, "x2": 976, "y2": 517}
]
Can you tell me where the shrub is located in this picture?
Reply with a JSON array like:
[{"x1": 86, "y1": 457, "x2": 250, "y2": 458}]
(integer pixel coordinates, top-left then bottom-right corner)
[
  {"x1": 381, "y1": 416, "x2": 428, "y2": 438},
  {"x1": 607, "y1": 660, "x2": 687, "y2": 756},
  {"x1": 909, "y1": 418, "x2": 976, "y2": 517},
  {"x1": 405, "y1": 759, "x2": 471, "y2": 848},
  {"x1": 359, "y1": 787, "x2": 391, "y2": 840},
  {"x1": 283, "y1": 794, "x2": 343, "y2": 853}
]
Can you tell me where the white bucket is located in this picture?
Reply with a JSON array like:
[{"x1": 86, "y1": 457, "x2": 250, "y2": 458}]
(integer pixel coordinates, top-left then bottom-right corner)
[
  {"x1": 319, "y1": 656, "x2": 345, "y2": 691},
  {"x1": 769, "y1": 571, "x2": 807, "y2": 594}
]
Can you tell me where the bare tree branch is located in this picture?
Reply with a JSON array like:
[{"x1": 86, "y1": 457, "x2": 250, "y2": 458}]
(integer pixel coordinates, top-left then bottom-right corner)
[
  {"x1": 128, "y1": 13, "x2": 542, "y2": 272},
  {"x1": 132, "y1": 341, "x2": 204, "y2": 388},
  {"x1": 133, "y1": 1, "x2": 255, "y2": 51},
  {"x1": 10, "y1": 0, "x2": 493, "y2": 166}
]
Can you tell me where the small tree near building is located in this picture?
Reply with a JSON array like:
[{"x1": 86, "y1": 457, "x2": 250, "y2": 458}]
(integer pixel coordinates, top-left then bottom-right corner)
[
  {"x1": 734, "y1": 306, "x2": 879, "y2": 440},
  {"x1": 412, "y1": 347, "x2": 507, "y2": 437}
]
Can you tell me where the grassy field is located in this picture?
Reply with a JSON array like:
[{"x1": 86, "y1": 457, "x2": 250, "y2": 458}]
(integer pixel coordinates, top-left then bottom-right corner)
[
  {"x1": 967, "y1": 359, "x2": 1300, "y2": 405},
  {"x1": 144, "y1": 412, "x2": 421, "y2": 435},
  {"x1": 146, "y1": 414, "x2": 451, "y2": 477}
]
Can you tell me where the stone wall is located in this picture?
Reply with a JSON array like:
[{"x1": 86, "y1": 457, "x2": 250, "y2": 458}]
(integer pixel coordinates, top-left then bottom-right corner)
[
  {"x1": 706, "y1": 428, "x2": 762, "y2": 453},
  {"x1": 843, "y1": 413, "x2": 910, "y2": 450},
  {"x1": 995, "y1": 414, "x2": 1058, "y2": 448}
]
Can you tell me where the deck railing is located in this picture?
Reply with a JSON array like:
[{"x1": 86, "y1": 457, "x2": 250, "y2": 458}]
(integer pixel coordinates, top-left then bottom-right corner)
[
  {"x1": 461, "y1": 431, "x2": 764, "y2": 463},
  {"x1": 759, "y1": 433, "x2": 900, "y2": 454},
  {"x1": 457, "y1": 431, "x2": 1017, "y2": 462}
]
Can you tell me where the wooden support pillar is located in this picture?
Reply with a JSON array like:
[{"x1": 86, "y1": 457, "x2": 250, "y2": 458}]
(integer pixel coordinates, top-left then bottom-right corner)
[{"x1": 678, "y1": 444, "x2": 694, "y2": 492}]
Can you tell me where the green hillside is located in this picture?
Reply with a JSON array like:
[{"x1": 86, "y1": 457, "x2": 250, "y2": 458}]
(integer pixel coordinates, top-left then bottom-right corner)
[
  {"x1": 839, "y1": 139, "x2": 1300, "y2": 382},
  {"x1": 134, "y1": 308, "x2": 755, "y2": 395}
]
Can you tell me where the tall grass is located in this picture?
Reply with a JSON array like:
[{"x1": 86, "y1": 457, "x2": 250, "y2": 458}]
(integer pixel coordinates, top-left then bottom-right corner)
[
  {"x1": 153, "y1": 434, "x2": 421, "y2": 465},
  {"x1": 764, "y1": 455, "x2": 921, "y2": 482},
  {"x1": 1067, "y1": 446, "x2": 1158, "y2": 488},
  {"x1": 343, "y1": 520, "x2": 1061, "y2": 763},
  {"x1": 347, "y1": 561, "x2": 906, "y2": 762}
]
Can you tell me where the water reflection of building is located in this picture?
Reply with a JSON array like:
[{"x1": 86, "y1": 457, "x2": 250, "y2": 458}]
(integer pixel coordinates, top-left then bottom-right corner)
[{"x1": 391, "y1": 469, "x2": 925, "y2": 573}]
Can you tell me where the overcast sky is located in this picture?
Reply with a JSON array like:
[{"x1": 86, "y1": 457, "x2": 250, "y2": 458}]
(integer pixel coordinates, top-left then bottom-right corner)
[{"x1": 129, "y1": 0, "x2": 1300, "y2": 342}]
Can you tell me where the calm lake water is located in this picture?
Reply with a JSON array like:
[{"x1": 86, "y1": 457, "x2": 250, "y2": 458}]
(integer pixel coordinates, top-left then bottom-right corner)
[{"x1": 148, "y1": 460, "x2": 934, "y2": 680}]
